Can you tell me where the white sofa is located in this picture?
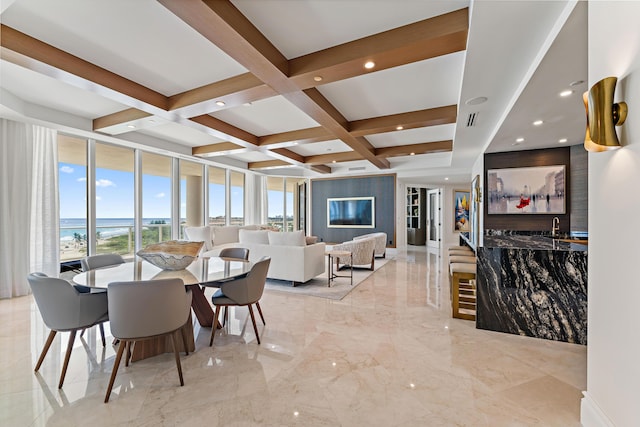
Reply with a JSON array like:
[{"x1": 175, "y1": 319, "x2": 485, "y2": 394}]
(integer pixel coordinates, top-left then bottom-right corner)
[{"x1": 184, "y1": 225, "x2": 325, "y2": 286}]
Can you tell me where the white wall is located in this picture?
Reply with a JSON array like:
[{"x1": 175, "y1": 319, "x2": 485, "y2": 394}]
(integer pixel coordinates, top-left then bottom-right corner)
[{"x1": 581, "y1": 2, "x2": 640, "y2": 426}]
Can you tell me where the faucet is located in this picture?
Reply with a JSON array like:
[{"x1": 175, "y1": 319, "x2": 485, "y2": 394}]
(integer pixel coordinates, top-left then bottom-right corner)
[{"x1": 552, "y1": 217, "x2": 560, "y2": 237}]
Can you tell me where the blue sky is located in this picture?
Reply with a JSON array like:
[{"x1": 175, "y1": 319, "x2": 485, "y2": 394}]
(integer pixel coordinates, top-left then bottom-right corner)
[{"x1": 59, "y1": 162, "x2": 250, "y2": 219}]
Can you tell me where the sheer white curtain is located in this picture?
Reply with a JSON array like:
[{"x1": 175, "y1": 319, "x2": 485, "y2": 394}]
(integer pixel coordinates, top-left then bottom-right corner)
[{"x1": 0, "y1": 119, "x2": 59, "y2": 298}]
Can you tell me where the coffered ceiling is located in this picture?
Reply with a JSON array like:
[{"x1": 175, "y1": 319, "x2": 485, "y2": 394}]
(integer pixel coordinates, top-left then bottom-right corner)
[{"x1": 0, "y1": 0, "x2": 587, "y2": 184}]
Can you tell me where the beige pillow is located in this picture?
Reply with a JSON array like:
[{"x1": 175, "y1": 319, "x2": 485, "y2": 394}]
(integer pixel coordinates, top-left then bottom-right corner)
[
  {"x1": 184, "y1": 226, "x2": 212, "y2": 251},
  {"x1": 268, "y1": 230, "x2": 306, "y2": 246},
  {"x1": 212, "y1": 226, "x2": 240, "y2": 246},
  {"x1": 305, "y1": 235, "x2": 318, "y2": 245},
  {"x1": 239, "y1": 229, "x2": 270, "y2": 244}
]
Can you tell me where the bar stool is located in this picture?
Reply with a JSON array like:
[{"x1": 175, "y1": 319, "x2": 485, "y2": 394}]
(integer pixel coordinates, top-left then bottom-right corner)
[{"x1": 449, "y1": 262, "x2": 477, "y2": 321}]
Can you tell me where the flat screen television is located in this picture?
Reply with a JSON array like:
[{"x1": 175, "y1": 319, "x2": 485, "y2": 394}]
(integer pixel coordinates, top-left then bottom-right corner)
[{"x1": 327, "y1": 197, "x2": 375, "y2": 228}]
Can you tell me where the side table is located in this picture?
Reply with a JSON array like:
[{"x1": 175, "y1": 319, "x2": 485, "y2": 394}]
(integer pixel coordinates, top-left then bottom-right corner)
[{"x1": 326, "y1": 250, "x2": 353, "y2": 287}]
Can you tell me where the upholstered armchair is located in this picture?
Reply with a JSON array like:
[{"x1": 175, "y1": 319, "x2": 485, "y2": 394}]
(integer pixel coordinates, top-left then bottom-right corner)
[
  {"x1": 353, "y1": 232, "x2": 387, "y2": 258},
  {"x1": 332, "y1": 236, "x2": 376, "y2": 270}
]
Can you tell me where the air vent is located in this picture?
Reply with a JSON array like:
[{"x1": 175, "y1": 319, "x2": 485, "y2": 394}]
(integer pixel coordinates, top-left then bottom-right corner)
[
  {"x1": 466, "y1": 112, "x2": 479, "y2": 127},
  {"x1": 348, "y1": 166, "x2": 366, "y2": 171}
]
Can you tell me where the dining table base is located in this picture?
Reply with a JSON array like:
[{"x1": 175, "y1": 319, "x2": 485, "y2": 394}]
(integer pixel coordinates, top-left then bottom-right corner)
[{"x1": 129, "y1": 313, "x2": 196, "y2": 362}]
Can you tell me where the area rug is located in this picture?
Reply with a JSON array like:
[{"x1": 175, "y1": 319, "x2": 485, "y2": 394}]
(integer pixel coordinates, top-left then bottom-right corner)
[{"x1": 264, "y1": 257, "x2": 392, "y2": 300}]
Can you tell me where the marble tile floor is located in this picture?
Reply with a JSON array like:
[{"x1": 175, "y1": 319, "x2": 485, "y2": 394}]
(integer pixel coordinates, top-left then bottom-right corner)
[{"x1": 0, "y1": 246, "x2": 586, "y2": 426}]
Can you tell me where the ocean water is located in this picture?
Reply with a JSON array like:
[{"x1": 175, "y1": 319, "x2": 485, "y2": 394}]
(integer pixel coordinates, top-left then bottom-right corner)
[{"x1": 60, "y1": 218, "x2": 171, "y2": 241}]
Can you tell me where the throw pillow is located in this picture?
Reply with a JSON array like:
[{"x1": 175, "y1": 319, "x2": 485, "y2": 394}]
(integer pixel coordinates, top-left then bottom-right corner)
[
  {"x1": 268, "y1": 230, "x2": 306, "y2": 246},
  {"x1": 239, "y1": 229, "x2": 270, "y2": 244},
  {"x1": 212, "y1": 225, "x2": 240, "y2": 246},
  {"x1": 184, "y1": 226, "x2": 213, "y2": 251},
  {"x1": 305, "y1": 235, "x2": 318, "y2": 245}
]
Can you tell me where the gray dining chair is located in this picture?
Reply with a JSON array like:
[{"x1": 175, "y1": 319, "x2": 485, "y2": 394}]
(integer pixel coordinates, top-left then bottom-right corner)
[
  {"x1": 104, "y1": 278, "x2": 192, "y2": 403},
  {"x1": 219, "y1": 247, "x2": 250, "y2": 261},
  {"x1": 210, "y1": 257, "x2": 271, "y2": 346},
  {"x1": 27, "y1": 273, "x2": 109, "y2": 389},
  {"x1": 80, "y1": 253, "x2": 125, "y2": 272}
]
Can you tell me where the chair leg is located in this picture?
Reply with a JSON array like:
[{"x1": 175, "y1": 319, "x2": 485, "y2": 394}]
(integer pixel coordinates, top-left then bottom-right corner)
[
  {"x1": 35, "y1": 330, "x2": 57, "y2": 372},
  {"x1": 104, "y1": 340, "x2": 126, "y2": 403},
  {"x1": 80, "y1": 328, "x2": 86, "y2": 338},
  {"x1": 223, "y1": 306, "x2": 228, "y2": 326},
  {"x1": 255, "y1": 302, "x2": 266, "y2": 325},
  {"x1": 210, "y1": 305, "x2": 222, "y2": 346},
  {"x1": 125, "y1": 341, "x2": 132, "y2": 367},
  {"x1": 247, "y1": 305, "x2": 261, "y2": 345},
  {"x1": 170, "y1": 332, "x2": 184, "y2": 387},
  {"x1": 58, "y1": 330, "x2": 77, "y2": 389},
  {"x1": 180, "y1": 323, "x2": 189, "y2": 356},
  {"x1": 99, "y1": 323, "x2": 106, "y2": 347}
]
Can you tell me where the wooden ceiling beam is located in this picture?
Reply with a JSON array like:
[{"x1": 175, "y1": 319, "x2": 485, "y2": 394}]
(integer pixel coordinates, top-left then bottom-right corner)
[
  {"x1": 349, "y1": 105, "x2": 458, "y2": 136},
  {"x1": 310, "y1": 164, "x2": 332, "y2": 174},
  {"x1": 304, "y1": 151, "x2": 362, "y2": 165},
  {"x1": 167, "y1": 72, "x2": 276, "y2": 117},
  {"x1": 192, "y1": 142, "x2": 247, "y2": 157},
  {"x1": 161, "y1": 0, "x2": 390, "y2": 170},
  {"x1": 189, "y1": 114, "x2": 259, "y2": 147},
  {"x1": 289, "y1": 8, "x2": 468, "y2": 89},
  {"x1": 248, "y1": 160, "x2": 291, "y2": 170},
  {"x1": 0, "y1": 25, "x2": 168, "y2": 112},
  {"x1": 92, "y1": 108, "x2": 153, "y2": 133},
  {"x1": 258, "y1": 127, "x2": 333, "y2": 147},
  {"x1": 375, "y1": 140, "x2": 453, "y2": 157}
]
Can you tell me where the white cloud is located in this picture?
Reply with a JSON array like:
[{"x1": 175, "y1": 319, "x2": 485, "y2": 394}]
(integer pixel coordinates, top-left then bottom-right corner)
[
  {"x1": 155, "y1": 192, "x2": 165, "y2": 198},
  {"x1": 77, "y1": 177, "x2": 87, "y2": 182},
  {"x1": 60, "y1": 166, "x2": 74, "y2": 174},
  {"x1": 96, "y1": 179, "x2": 115, "y2": 188}
]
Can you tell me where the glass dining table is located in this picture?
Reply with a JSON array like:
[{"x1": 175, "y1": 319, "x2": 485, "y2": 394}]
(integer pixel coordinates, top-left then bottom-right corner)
[{"x1": 73, "y1": 256, "x2": 253, "y2": 361}]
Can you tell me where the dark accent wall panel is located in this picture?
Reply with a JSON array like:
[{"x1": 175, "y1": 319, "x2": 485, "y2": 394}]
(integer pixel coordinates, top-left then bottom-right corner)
[
  {"x1": 311, "y1": 174, "x2": 395, "y2": 246},
  {"x1": 484, "y1": 147, "x2": 571, "y2": 232},
  {"x1": 570, "y1": 144, "x2": 588, "y2": 232}
]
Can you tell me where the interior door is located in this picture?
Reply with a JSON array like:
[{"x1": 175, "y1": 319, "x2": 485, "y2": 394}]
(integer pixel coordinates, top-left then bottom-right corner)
[{"x1": 427, "y1": 189, "x2": 441, "y2": 248}]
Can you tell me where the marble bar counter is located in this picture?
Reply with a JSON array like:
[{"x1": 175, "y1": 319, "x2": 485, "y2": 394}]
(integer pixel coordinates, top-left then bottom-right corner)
[{"x1": 476, "y1": 234, "x2": 588, "y2": 344}]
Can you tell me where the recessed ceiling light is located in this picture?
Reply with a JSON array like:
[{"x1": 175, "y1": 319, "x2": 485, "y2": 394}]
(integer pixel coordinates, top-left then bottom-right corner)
[
  {"x1": 364, "y1": 61, "x2": 375, "y2": 69},
  {"x1": 465, "y1": 96, "x2": 488, "y2": 105},
  {"x1": 148, "y1": 119, "x2": 156, "y2": 124},
  {"x1": 127, "y1": 124, "x2": 135, "y2": 129},
  {"x1": 215, "y1": 101, "x2": 225, "y2": 107},
  {"x1": 243, "y1": 102, "x2": 252, "y2": 107},
  {"x1": 332, "y1": 160, "x2": 336, "y2": 163},
  {"x1": 396, "y1": 126, "x2": 403, "y2": 130},
  {"x1": 558, "y1": 138, "x2": 568, "y2": 143},
  {"x1": 516, "y1": 137, "x2": 525, "y2": 142},
  {"x1": 313, "y1": 76, "x2": 323, "y2": 82},
  {"x1": 570, "y1": 80, "x2": 585, "y2": 87},
  {"x1": 410, "y1": 152, "x2": 415, "y2": 156},
  {"x1": 512, "y1": 141, "x2": 523, "y2": 146},
  {"x1": 533, "y1": 120, "x2": 543, "y2": 126},
  {"x1": 444, "y1": 177, "x2": 449, "y2": 181},
  {"x1": 559, "y1": 90, "x2": 573, "y2": 97},
  {"x1": 291, "y1": 142, "x2": 298, "y2": 145}
]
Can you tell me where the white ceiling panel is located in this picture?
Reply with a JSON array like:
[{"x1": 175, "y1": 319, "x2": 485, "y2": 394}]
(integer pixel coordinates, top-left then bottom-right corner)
[
  {"x1": 389, "y1": 152, "x2": 452, "y2": 169},
  {"x1": 367, "y1": 124, "x2": 456, "y2": 149},
  {"x1": 137, "y1": 122, "x2": 226, "y2": 148},
  {"x1": 0, "y1": 60, "x2": 127, "y2": 118},
  {"x1": 289, "y1": 140, "x2": 353, "y2": 157},
  {"x1": 232, "y1": 0, "x2": 469, "y2": 59},
  {"x1": 228, "y1": 151, "x2": 275, "y2": 163},
  {"x1": 318, "y1": 53, "x2": 465, "y2": 120},
  {"x1": 211, "y1": 96, "x2": 319, "y2": 136},
  {"x1": 1, "y1": 0, "x2": 247, "y2": 96}
]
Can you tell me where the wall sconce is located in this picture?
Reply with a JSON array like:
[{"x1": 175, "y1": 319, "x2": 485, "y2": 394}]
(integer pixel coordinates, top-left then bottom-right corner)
[{"x1": 583, "y1": 76, "x2": 628, "y2": 152}]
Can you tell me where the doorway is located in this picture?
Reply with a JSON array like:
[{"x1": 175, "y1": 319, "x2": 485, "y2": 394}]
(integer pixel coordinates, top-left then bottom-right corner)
[{"x1": 427, "y1": 188, "x2": 441, "y2": 248}]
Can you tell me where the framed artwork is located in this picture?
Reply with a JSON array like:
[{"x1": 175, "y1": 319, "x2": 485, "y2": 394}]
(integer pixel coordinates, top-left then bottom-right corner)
[
  {"x1": 454, "y1": 190, "x2": 470, "y2": 232},
  {"x1": 487, "y1": 165, "x2": 566, "y2": 214},
  {"x1": 470, "y1": 175, "x2": 481, "y2": 248}
]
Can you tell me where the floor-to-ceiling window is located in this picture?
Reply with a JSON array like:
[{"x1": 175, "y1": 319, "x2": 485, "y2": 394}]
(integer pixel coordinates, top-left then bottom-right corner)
[
  {"x1": 286, "y1": 178, "x2": 306, "y2": 231},
  {"x1": 142, "y1": 152, "x2": 172, "y2": 245},
  {"x1": 95, "y1": 143, "x2": 135, "y2": 255},
  {"x1": 266, "y1": 176, "x2": 285, "y2": 230},
  {"x1": 58, "y1": 135, "x2": 87, "y2": 262},
  {"x1": 230, "y1": 170, "x2": 245, "y2": 226},
  {"x1": 180, "y1": 159, "x2": 204, "y2": 238},
  {"x1": 208, "y1": 165, "x2": 226, "y2": 226}
]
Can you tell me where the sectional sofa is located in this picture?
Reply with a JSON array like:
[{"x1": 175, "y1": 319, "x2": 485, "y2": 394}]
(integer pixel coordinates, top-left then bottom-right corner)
[{"x1": 184, "y1": 225, "x2": 326, "y2": 286}]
